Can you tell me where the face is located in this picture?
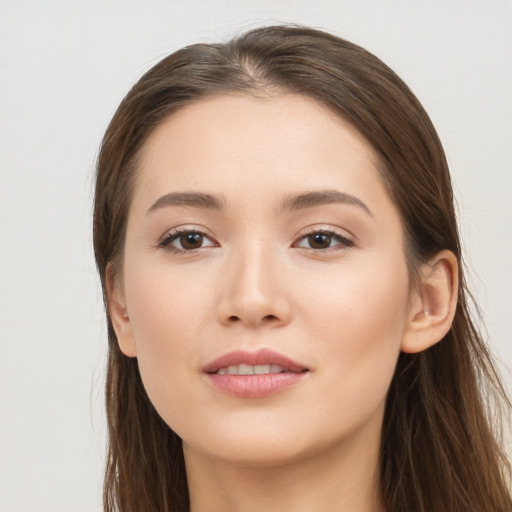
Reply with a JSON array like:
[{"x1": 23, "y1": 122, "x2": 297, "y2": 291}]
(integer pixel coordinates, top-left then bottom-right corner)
[{"x1": 114, "y1": 94, "x2": 416, "y2": 468}]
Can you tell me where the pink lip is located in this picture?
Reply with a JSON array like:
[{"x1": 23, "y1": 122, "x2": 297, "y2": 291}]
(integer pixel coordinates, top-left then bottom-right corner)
[
  {"x1": 203, "y1": 349, "x2": 307, "y2": 373},
  {"x1": 203, "y1": 349, "x2": 309, "y2": 398}
]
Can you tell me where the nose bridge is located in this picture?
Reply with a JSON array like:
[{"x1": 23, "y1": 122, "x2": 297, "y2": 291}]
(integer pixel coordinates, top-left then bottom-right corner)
[{"x1": 217, "y1": 235, "x2": 290, "y2": 327}]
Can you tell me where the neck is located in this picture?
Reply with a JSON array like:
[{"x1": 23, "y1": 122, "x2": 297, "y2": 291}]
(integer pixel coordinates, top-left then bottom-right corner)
[{"x1": 184, "y1": 420, "x2": 384, "y2": 512}]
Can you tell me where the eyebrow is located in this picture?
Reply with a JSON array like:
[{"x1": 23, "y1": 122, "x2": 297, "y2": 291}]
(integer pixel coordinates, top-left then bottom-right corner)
[
  {"x1": 147, "y1": 192, "x2": 225, "y2": 213},
  {"x1": 279, "y1": 190, "x2": 372, "y2": 216},
  {"x1": 147, "y1": 189, "x2": 372, "y2": 216}
]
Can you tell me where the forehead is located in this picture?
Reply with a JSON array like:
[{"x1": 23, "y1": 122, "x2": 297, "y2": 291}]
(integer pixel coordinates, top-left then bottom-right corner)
[{"x1": 133, "y1": 93, "x2": 384, "y2": 204}]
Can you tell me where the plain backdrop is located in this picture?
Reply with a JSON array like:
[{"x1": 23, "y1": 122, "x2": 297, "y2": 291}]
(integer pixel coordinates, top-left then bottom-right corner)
[{"x1": 0, "y1": 1, "x2": 510, "y2": 510}]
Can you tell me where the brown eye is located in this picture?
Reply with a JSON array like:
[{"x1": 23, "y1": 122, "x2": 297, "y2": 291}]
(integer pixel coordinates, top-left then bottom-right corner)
[
  {"x1": 179, "y1": 232, "x2": 204, "y2": 250},
  {"x1": 159, "y1": 229, "x2": 217, "y2": 253},
  {"x1": 295, "y1": 230, "x2": 354, "y2": 251},
  {"x1": 308, "y1": 233, "x2": 332, "y2": 249}
]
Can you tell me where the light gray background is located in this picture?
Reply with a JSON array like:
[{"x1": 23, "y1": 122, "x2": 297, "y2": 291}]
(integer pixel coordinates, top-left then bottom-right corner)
[{"x1": 1, "y1": 1, "x2": 510, "y2": 510}]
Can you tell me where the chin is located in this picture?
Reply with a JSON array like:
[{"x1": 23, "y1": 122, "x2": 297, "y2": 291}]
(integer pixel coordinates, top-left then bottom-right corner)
[
  {"x1": 189, "y1": 436, "x2": 313, "y2": 469},
  {"x1": 181, "y1": 417, "x2": 350, "y2": 470},
  {"x1": 178, "y1": 414, "x2": 307, "y2": 464}
]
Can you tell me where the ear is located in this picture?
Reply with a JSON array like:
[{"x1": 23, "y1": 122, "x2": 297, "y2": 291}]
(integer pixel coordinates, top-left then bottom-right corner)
[
  {"x1": 106, "y1": 264, "x2": 137, "y2": 357},
  {"x1": 401, "y1": 250, "x2": 459, "y2": 354}
]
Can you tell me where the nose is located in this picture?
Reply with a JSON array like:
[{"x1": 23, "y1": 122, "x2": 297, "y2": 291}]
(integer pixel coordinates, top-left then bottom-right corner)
[{"x1": 216, "y1": 242, "x2": 292, "y2": 328}]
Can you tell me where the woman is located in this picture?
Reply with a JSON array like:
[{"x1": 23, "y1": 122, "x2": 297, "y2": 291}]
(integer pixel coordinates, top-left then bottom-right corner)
[{"x1": 93, "y1": 25, "x2": 511, "y2": 511}]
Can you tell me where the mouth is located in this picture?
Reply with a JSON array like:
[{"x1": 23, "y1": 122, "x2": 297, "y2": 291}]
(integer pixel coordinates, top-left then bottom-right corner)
[
  {"x1": 203, "y1": 349, "x2": 309, "y2": 398},
  {"x1": 214, "y1": 363, "x2": 296, "y2": 375},
  {"x1": 203, "y1": 348, "x2": 309, "y2": 374}
]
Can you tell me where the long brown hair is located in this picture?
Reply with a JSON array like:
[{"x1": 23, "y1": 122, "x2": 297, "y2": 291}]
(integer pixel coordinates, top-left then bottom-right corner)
[{"x1": 93, "y1": 25, "x2": 511, "y2": 511}]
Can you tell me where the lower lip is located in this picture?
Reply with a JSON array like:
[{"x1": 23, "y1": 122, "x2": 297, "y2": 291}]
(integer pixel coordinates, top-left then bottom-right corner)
[{"x1": 205, "y1": 372, "x2": 306, "y2": 398}]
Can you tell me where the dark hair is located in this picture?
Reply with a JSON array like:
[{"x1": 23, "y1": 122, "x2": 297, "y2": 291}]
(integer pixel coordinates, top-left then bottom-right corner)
[{"x1": 93, "y1": 25, "x2": 511, "y2": 511}]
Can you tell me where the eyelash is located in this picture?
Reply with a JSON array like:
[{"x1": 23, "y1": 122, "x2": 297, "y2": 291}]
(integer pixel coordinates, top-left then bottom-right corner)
[
  {"x1": 157, "y1": 227, "x2": 217, "y2": 253},
  {"x1": 294, "y1": 229, "x2": 355, "y2": 251},
  {"x1": 157, "y1": 227, "x2": 355, "y2": 254}
]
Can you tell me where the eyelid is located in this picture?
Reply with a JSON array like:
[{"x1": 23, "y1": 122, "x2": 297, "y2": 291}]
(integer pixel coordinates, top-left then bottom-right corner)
[
  {"x1": 156, "y1": 224, "x2": 355, "y2": 254},
  {"x1": 157, "y1": 225, "x2": 218, "y2": 253},
  {"x1": 292, "y1": 226, "x2": 355, "y2": 251}
]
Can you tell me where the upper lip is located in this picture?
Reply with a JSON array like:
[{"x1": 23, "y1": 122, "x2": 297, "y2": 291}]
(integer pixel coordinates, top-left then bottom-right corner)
[{"x1": 203, "y1": 349, "x2": 308, "y2": 374}]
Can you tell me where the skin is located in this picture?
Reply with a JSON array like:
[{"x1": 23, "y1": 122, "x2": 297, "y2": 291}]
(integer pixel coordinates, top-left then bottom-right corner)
[{"x1": 110, "y1": 94, "x2": 458, "y2": 512}]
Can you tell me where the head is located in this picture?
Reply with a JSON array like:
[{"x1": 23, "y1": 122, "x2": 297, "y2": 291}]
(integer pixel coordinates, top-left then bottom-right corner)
[{"x1": 94, "y1": 25, "x2": 510, "y2": 512}]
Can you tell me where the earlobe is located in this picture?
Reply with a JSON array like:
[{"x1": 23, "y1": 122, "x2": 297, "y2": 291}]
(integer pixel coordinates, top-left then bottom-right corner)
[
  {"x1": 106, "y1": 265, "x2": 137, "y2": 357},
  {"x1": 401, "y1": 250, "x2": 459, "y2": 354}
]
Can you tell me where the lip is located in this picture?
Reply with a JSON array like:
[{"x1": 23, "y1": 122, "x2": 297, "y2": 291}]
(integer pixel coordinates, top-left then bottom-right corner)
[
  {"x1": 203, "y1": 349, "x2": 309, "y2": 398},
  {"x1": 203, "y1": 349, "x2": 308, "y2": 374}
]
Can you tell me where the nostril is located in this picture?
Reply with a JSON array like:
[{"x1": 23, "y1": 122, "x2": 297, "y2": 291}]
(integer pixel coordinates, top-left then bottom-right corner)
[{"x1": 226, "y1": 314, "x2": 278, "y2": 324}]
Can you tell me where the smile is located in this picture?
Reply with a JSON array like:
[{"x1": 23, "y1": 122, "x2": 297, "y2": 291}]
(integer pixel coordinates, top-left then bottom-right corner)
[
  {"x1": 203, "y1": 349, "x2": 309, "y2": 398},
  {"x1": 216, "y1": 364, "x2": 288, "y2": 375}
]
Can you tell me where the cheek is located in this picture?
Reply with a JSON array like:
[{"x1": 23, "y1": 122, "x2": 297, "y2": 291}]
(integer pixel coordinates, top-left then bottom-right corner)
[
  {"x1": 123, "y1": 264, "x2": 211, "y2": 414},
  {"x1": 298, "y1": 254, "x2": 409, "y2": 403},
  {"x1": 126, "y1": 260, "x2": 210, "y2": 338}
]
